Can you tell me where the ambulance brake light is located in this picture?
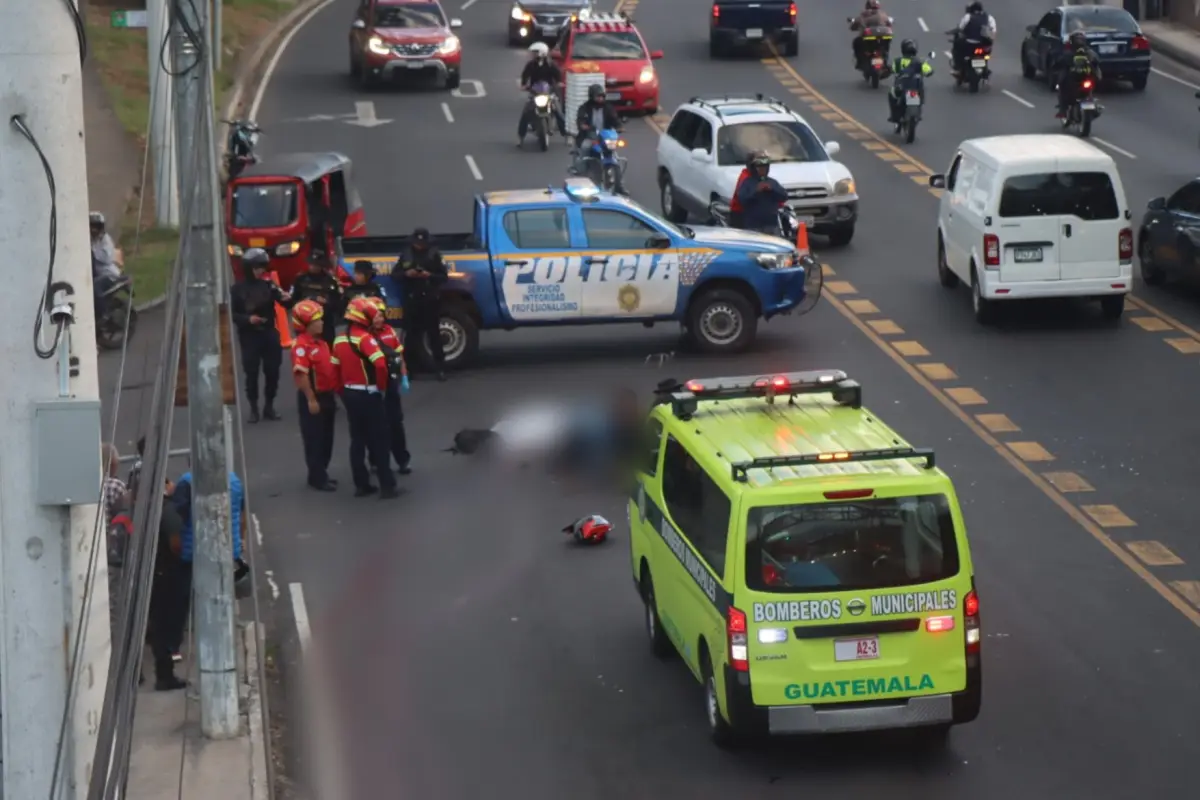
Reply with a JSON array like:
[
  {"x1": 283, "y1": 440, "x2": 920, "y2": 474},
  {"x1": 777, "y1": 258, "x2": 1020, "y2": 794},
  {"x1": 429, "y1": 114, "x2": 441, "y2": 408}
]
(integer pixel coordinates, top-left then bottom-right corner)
[
  {"x1": 964, "y1": 588, "x2": 981, "y2": 654},
  {"x1": 824, "y1": 488, "x2": 874, "y2": 500},
  {"x1": 727, "y1": 607, "x2": 749, "y2": 672},
  {"x1": 925, "y1": 616, "x2": 955, "y2": 633}
]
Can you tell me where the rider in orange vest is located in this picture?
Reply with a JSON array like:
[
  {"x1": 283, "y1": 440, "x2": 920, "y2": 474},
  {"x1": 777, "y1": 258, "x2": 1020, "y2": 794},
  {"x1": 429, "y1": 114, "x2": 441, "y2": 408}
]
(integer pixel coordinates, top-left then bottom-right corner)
[{"x1": 729, "y1": 155, "x2": 757, "y2": 228}]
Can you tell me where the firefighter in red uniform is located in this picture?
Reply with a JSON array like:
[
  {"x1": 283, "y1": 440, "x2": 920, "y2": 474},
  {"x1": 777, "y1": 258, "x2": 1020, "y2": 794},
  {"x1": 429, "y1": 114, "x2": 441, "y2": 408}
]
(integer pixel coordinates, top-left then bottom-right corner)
[
  {"x1": 290, "y1": 300, "x2": 339, "y2": 492},
  {"x1": 331, "y1": 298, "x2": 398, "y2": 499},
  {"x1": 368, "y1": 296, "x2": 412, "y2": 474}
]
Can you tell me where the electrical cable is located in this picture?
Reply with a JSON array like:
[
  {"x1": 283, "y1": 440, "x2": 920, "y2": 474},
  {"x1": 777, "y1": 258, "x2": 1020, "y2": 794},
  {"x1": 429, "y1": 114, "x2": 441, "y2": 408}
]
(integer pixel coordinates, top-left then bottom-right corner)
[
  {"x1": 163, "y1": 0, "x2": 207, "y2": 78},
  {"x1": 61, "y1": 0, "x2": 87, "y2": 64}
]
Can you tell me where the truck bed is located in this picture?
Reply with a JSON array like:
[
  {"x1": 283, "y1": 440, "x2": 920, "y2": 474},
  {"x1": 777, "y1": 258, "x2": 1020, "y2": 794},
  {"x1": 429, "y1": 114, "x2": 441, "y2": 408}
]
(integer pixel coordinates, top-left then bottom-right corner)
[{"x1": 343, "y1": 232, "x2": 481, "y2": 258}]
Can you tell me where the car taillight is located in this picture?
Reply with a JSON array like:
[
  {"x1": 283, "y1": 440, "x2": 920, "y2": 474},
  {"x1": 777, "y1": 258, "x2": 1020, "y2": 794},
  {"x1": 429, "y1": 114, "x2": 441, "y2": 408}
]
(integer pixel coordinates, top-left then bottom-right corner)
[
  {"x1": 964, "y1": 590, "x2": 980, "y2": 654},
  {"x1": 788, "y1": 1, "x2": 797, "y2": 19},
  {"x1": 712, "y1": 4, "x2": 719, "y2": 20},
  {"x1": 728, "y1": 607, "x2": 749, "y2": 672},
  {"x1": 1119, "y1": 228, "x2": 1133, "y2": 263},
  {"x1": 1131, "y1": 34, "x2": 1150, "y2": 51},
  {"x1": 983, "y1": 233, "x2": 1000, "y2": 267}
]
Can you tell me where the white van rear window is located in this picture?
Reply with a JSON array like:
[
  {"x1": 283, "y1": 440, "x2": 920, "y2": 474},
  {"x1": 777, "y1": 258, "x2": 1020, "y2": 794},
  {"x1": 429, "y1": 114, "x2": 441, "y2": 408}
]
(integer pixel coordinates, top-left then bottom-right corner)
[{"x1": 999, "y1": 172, "x2": 1119, "y2": 221}]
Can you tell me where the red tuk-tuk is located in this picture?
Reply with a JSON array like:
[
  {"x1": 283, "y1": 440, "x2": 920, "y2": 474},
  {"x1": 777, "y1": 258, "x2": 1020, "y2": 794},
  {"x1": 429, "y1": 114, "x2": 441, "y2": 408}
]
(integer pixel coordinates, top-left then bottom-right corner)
[{"x1": 225, "y1": 152, "x2": 366, "y2": 289}]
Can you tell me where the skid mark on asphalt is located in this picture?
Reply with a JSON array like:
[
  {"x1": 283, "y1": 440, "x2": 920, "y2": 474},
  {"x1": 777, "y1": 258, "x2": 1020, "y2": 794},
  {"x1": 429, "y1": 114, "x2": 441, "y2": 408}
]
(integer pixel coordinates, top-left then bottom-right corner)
[{"x1": 826, "y1": 263, "x2": 1200, "y2": 628}]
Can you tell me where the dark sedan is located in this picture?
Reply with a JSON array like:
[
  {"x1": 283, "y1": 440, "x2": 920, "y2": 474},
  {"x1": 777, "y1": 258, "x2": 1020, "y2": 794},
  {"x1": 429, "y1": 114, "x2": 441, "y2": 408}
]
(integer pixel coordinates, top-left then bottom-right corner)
[
  {"x1": 1020, "y1": 5, "x2": 1151, "y2": 91},
  {"x1": 1138, "y1": 178, "x2": 1200, "y2": 286},
  {"x1": 508, "y1": 0, "x2": 592, "y2": 46}
]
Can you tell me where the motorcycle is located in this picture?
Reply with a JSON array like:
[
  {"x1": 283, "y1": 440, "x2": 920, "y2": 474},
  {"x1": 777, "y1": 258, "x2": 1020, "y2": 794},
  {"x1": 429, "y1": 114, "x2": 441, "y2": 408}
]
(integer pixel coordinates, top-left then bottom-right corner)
[
  {"x1": 892, "y1": 52, "x2": 935, "y2": 144},
  {"x1": 96, "y1": 274, "x2": 137, "y2": 351},
  {"x1": 571, "y1": 128, "x2": 626, "y2": 193},
  {"x1": 708, "y1": 199, "x2": 802, "y2": 242},
  {"x1": 528, "y1": 81, "x2": 558, "y2": 152},
  {"x1": 1062, "y1": 75, "x2": 1101, "y2": 138},
  {"x1": 223, "y1": 119, "x2": 261, "y2": 179},
  {"x1": 707, "y1": 200, "x2": 824, "y2": 313},
  {"x1": 849, "y1": 17, "x2": 894, "y2": 89},
  {"x1": 948, "y1": 33, "x2": 991, "y2": 93}
]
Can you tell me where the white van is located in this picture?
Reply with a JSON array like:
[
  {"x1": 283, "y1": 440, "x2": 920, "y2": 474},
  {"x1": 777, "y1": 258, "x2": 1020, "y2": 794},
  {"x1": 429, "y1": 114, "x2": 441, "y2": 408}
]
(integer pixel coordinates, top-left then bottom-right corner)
[{"x1": 929, "y1": 135, "x2": 1133, "y2": 324}]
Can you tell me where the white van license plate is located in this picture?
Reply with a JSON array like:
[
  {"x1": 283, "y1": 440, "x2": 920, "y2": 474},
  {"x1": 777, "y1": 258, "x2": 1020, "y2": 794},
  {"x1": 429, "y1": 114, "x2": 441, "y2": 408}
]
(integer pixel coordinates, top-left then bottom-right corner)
[
  {"x1": 834, "y1": 637, "x2": 880, "y2": 662},
  {"x1": 1014, "y1": 247, "x2": 1043, "y2": 262},
  {"x1": 746, "y1": 28, "x2": 763, "y2": 38}
]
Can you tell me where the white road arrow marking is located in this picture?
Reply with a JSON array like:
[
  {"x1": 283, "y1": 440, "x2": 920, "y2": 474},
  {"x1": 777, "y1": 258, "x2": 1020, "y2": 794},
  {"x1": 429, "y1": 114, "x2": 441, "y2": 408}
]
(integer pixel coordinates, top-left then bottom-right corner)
[
  {"x1": 345, "y1": 101, "x2": 392, "y2": 127},
  {"x1": 282, "y1": 113, "x2": 344, "y2": 123}
]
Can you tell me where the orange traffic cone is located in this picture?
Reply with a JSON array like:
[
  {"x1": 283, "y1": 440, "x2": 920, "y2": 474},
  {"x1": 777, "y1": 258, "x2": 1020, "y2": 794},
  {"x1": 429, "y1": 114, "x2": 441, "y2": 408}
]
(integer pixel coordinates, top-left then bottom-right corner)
[
  {"x1": 271, "y1": 271, "x2": 295, "y2": 348},
  {"x1": 795, "y1": 219, "x2": 811, "y2": 258}
]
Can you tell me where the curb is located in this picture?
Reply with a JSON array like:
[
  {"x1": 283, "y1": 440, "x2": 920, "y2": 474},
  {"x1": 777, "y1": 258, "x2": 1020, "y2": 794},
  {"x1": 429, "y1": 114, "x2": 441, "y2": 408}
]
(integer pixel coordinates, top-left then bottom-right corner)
[
  {"x1": 242, "y1": 621, "x2": 271, "y2": 800},
  {"x1": 134, "y1": 0, "x2": 329, "y2": 312},
  {"x1": 1147, "y1": 33, "x2": 1200, "y2": 74}
]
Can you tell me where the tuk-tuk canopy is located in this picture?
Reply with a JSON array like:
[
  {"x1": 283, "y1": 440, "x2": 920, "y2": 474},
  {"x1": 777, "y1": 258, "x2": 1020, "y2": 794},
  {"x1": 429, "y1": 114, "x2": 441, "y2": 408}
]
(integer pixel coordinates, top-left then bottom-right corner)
[{"x1": 237, "y1": 152, "x2": 353, "y2": 185}]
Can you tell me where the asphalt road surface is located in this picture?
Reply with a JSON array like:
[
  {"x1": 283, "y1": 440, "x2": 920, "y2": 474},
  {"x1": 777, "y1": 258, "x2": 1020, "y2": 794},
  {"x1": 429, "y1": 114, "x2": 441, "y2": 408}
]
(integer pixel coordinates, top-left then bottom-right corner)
[{"x1": 214, "y1": 0, "x2": 1200, "y2": 796}]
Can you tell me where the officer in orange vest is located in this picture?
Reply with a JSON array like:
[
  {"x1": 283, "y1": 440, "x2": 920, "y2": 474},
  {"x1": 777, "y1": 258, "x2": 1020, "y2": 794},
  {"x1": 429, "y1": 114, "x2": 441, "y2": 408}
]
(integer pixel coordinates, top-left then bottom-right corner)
[
  {"x1": 331, "y1": 298, "x2": 397, "y2": 499},
  {"x1": 291, "y1": 300, "x2": 339, "y2": 492},
  {"x1": 368, "y1": 296, "x2": 411, "y2": 474}
]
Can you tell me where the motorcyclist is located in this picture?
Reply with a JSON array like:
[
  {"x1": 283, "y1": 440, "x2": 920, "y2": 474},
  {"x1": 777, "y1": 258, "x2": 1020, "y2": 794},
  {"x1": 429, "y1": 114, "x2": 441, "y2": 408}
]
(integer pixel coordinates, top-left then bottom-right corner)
[
  {"x1": 888, "y1": 39, "x2": 934, "y2": 124},
  {"x1": 734, "y1": 152, "x2": 788, "y2": 235},
  {"x1": 518, "y1": 42, "x2": 567, "y2": 145},
  {"x1": 950, "y1": 2, "x2": 996, "y2": 76},
  {"x1": 573, "y1": 83, "x2": 624, "y2": 189},
  {"x1": 90, "y1": 211, "x2": 124, "y2": 312},
  {"x1": 1056, "y1": 31, "x2": 1101, "y2": 119},
  {"x1": 849, "y1": 0, "x2": 892, "y2": 67},
  {"x1": 728, "y1": 156, "x2": 756, "y2": 228}
]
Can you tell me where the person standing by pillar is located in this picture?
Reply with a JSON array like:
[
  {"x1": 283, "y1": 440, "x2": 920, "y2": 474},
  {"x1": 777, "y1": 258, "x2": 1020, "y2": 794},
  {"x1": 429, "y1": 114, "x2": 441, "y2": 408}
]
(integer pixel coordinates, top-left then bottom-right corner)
[
  {"x1": 231, "y1": 248, "x2": 292, "y2": 422},
  {"x1": 368, "y1": 296, "x2": 412, "y2": 475},
  {"x1": 332, "y1": 298, "x2": 398, "y2": 499},
  {"x1": 292, "y1": 253, "x2": 345, "y2": 347},
  {"x1": 291, "y1": 300, "x2": 340, "y2": 492},
  {"x1": 392, "y1": 227, "x2": 448, "y2": 381}
]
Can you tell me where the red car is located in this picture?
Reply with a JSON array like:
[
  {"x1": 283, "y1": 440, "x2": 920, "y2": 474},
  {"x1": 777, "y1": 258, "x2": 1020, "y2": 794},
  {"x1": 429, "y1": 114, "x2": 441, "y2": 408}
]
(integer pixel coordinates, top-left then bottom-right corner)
[
  {"x1": 552, "y1": 12, "x2": 662, "y2": 115},
  {"x1": 349, "y1": 0, "x2": 464, "y2": 90}
]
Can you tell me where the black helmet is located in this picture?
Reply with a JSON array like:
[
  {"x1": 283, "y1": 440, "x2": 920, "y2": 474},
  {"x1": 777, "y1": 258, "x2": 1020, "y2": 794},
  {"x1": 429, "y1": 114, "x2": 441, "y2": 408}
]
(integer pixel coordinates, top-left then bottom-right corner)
[
  {"x1": 243, "y1": 247, "x2": 270, "y2": 269},
  {"x1": 587, "y1": 84, "x2": 605, "y2": 100},
  {"x1": 967, "y1": 1, "x2": 983, "y2": 13},
  {"x1": 901, "y1": 38, "x2": 917, "y2": 57},
  {"x1": 1069, "y1": 31, "x2": 1087, "y2": 50}
]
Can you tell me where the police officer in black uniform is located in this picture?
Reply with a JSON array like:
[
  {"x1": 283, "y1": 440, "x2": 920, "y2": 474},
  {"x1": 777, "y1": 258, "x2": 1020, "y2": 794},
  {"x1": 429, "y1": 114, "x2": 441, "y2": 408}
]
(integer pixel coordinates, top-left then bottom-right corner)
[
  {"x1": 343, "y1": 260, "x2": 385, "y2": 303},
  {"x1": 291, "y1": 253, "x2": 344, "y2": 346},
  {"x1": 231, "y1": 248, "x2": 292, "y2": 422},
  {"x1": 391, "y1": 228, "x2": 448, "y2": 381}
]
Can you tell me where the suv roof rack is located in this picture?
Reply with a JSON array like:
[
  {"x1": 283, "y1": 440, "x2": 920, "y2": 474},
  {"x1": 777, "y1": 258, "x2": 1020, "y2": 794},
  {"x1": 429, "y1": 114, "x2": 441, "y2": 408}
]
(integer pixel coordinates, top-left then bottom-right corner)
[
  {"x1": 687, "y1": 95, "x2": 790, "y2": 118},
  {"x1": 662, "y1": 369, "x2": 861, "y2": 419},
  {"x1": 730, "y1": 447, "x2": 936, "y2": 483}
]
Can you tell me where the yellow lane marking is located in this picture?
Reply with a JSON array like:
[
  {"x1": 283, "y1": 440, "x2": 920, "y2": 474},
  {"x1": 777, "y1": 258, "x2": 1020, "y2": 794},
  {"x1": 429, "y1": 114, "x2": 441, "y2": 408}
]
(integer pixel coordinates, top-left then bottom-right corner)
[
  {"x1": 820, "y1": 112, "x2": 841, "y2": 121},
  {"x1": 915, "y1": 363, "x2": 956, "y2": 381},
  {"x1": 844, "y1": 299, "x2": 879, "y2": 314},
  {"x1": 821, "y1": 263, "x2": 836, "y2": 276},
  {"x1": 876, "y1": 152, "x2": 902, "y2": 162},
  {"x1": 1043, "y1": 472, "x2": 1094, "y2": 493},
  {"x1": 929, "y1": 188, "x2": 945, "y2": 198},
  {"x1": 976, "y1": 413, "x2": 1020, "y2": 433},
  {"x1": 863, "y1": 142, "x2": 887, "y2": 151},
  {"x1": 847, "y1": 131, "x2": 871, "y2": 140},
  {"x1": 1164, "y1": 337, "x2": 1200, "y2": 354},
  {"x1": 1130, "y1": 316, "x2": 1173, "y2": 332},
  {"x1": 824, "y1": 281, "x2": 857, "y2": 295},
  {"x1": 894, "y1": 163, "x2": 923, "y2": 173},
  {"x1": 910, "y1": 176, "x2": 928, "y2": 185},
  {"x1": 834, "y1": 121, "x2": 857, "y2": 130},
  {"x1": 1083, "y1": 505, "x2": 1137, "y2": 528},
  {"x1": 1172, "y1": 581, "x2": 1200, "y2": 610},
  {"x1": 866, "y1": 319, "x2": 904, "y2": 335},
  {"x1": 1126, "y1": 297, "x2": 1200, "y2": 344},
  {"x1": 892, "y1": 340, "x2": 930, "y2": 357},
  {"x1": 1008, "y1": 441, "x2": 1054, "y2": 462},
  {"x1": 817, "y1": 288, "x2": 1200, "y2": 629},
  {"x1": 945, "y1": 387, "x2": 986, "y2": 405},
  {"x1": 1127, "y1": 540, "x2": 1183, "y2": 566}
]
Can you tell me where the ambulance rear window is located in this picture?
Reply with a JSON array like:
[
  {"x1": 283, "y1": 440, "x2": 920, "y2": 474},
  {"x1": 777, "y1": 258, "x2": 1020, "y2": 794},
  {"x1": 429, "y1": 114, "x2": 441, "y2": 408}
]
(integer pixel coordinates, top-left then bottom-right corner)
[{"x1": 744, "y1": 494, "x2": 959, "y2": 593}]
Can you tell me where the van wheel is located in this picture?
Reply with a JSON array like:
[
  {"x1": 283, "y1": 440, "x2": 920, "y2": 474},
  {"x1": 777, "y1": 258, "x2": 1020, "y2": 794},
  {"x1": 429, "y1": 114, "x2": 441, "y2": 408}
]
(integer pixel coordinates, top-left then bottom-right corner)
[
  {"x1": 702, "y1": 655, "x2": 739, "y2": 749},
  {"x1": 687, "y1": 287, "x2": 757, "y2": 354},
  {"x1": 439, "y1": 302, "x2": 480, "y2": 368},
  {"x1": 1099, "y1": 294, "x2": 1125, "y2": 321},
  {"x1": 1139, "y1": 238, "x2": 1165, "y2": 285},
  {"x1": 937, "y1": 238, "x2": 959, "y2": 288},
  {"x1": 641, "y1": 572, "x2": 673, "y2": 659},
  {"x1": 971, "y1": 267, "x2": 995, "y2": 325}
]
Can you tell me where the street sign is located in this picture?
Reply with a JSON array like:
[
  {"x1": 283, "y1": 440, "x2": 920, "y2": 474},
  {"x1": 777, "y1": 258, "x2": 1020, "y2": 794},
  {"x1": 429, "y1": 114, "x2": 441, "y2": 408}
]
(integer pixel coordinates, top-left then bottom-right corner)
[{"x1": 110, "y1": 10, "x2": 149, "y2": 29}]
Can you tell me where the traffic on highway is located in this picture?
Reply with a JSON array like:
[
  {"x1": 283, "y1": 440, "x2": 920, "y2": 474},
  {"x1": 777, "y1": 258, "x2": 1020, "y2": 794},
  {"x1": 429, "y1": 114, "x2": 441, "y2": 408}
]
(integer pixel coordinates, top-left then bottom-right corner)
[{"x1": 245, "y1": 0, "x2": 1200, "y2": 796}]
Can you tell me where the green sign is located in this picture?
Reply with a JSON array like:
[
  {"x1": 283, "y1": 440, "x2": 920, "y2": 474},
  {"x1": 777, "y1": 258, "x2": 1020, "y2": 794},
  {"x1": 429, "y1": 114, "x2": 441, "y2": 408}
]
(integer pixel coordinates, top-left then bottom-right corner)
[
  {"x1": 785, "y1": 674, "x2": 935, "y2": 700},
  {"x1": 110, "y1": 10, "x2": 149, "y2": 29}
]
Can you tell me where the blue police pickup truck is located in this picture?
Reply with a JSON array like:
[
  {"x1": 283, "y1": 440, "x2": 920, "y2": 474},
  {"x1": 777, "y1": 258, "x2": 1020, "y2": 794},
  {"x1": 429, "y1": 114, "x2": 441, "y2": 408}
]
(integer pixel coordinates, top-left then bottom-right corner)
[{"x1": 342, "y1": 179, "x2": 811, "y2": 368}]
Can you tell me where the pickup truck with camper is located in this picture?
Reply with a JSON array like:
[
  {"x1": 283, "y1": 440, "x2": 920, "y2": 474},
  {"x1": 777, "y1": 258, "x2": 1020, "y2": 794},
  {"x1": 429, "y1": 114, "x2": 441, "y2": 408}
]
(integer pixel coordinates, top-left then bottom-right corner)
[
  {"x1": 710, "y1": 0, "x2": 800, "y2": 57},
  {"x1": 341, "y1": 179, "x2": 816, "y2": 368}
]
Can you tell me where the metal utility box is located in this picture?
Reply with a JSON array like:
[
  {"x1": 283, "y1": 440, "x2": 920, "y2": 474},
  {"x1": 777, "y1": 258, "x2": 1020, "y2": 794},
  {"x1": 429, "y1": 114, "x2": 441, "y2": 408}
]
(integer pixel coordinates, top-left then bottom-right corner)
[{"x1": 33, "y1": 399, "x2": 103, "y2": 506}]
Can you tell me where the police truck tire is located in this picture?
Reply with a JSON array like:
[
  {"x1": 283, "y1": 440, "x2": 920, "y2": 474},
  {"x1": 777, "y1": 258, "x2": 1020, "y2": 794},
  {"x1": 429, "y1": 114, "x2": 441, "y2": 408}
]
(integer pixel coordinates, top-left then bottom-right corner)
[
  {"x1": 702, "y1": 654, "x2": 739, "y2": 749},
  {"x1": 687, "y1": 288, "x2": 757, "y2": 354},
  {"x1": 641, "y1": 572, "x2": 673, "y2": 659},
  {"x1": 440, "y1": 303, "x2": 479, "y2": 368}
]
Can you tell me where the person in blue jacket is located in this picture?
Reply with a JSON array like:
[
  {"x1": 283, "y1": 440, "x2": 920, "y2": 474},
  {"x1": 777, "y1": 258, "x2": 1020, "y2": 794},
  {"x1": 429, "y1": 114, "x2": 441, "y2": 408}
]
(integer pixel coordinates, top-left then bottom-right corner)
[{"x1": 734, "y1": 151, "x2": 788, "y2": 235}]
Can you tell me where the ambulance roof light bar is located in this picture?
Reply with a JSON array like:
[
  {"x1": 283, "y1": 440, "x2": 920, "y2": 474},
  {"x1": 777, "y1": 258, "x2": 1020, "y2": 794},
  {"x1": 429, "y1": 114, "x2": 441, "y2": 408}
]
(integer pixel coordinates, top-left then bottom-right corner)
[
  {"x1": 730, "y1": 447, "x2": 937, "y2": 483},
  {"x1": 668, "y1": 369, "x2": 861, "y2": 419}
]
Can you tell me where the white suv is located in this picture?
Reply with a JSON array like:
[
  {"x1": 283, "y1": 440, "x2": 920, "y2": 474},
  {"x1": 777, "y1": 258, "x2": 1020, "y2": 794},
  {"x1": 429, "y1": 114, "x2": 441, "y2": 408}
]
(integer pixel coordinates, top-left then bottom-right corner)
[{"x1": 656, "y1": 96, "x2": 858, "y2": 245}]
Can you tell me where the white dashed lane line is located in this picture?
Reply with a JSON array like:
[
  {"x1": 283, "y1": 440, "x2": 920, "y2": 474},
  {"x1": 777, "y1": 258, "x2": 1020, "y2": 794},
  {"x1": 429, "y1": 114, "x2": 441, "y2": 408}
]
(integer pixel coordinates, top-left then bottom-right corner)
[
  {"x1": 442, "y1": 102, "x2": 455, "y2": 123},
  {"x1": 1092, "y1": 137, "x2": 1138, "y2": 159},
  {"x1": 465, "y1": 154, "x2": 483, "y2": 180},
  {"x1": 918, "y1": 17, "x2": 929, "y2": 32},
  {"x1": 1002, "y1": 89, "x2": 1035, "y2": 108}
]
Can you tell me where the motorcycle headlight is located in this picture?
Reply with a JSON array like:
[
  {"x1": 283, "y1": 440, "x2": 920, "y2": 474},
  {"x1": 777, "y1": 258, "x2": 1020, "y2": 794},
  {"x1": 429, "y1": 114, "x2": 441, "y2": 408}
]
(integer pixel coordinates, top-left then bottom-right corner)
[
  {"x1": 367, "y1": 36, "x2": 390, "y2": 55},
  {"x1": 438, "y1": 36, "x2": 460, "y2": 54},
  {"x1": 533, "y1": 94, "x2": 550, "y2": 107},
  {"x1": 274, "y1": 240, "x2": 302, "y2": 257},
  {"x1": 511, "y1": 4, "x2": 530, "y2": 20},
  {"x1": 833, "y1": 178, "x2": 856, "y2": 196},
  {"x1": 755, "y1": 252, "x2": 795, "y2": 269},
  {"x1": 638, "y1": 65, "x2": 655, "y2": 84}
]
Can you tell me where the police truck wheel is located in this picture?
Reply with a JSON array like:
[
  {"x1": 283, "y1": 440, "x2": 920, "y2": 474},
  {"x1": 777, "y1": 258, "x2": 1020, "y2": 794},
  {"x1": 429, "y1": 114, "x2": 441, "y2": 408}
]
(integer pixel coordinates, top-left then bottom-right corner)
[
  {"x1": 687, "y1": 288, "x2": 757, "y2": 354},
  {"x1": 439, "y1": 303, "x2": 479, "y2": 368},
  {"x1": 702, "y1": 655, "x2": 738, "y2": 749},
  {"x1": 641, "y1": 572, "x2": 673, "y2": 659}
]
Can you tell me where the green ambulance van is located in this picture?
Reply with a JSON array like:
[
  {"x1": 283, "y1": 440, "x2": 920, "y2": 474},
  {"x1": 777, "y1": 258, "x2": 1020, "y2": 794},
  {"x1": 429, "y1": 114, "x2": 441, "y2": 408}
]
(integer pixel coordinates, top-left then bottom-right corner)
[{"x1": 629, "y1": 369, "x2": 981, "y2": 747}]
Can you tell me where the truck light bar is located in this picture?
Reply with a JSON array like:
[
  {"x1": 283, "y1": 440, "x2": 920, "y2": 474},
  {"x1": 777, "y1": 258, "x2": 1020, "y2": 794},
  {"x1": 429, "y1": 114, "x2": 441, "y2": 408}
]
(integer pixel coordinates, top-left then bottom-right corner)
[
  {"x1": 730, "y1": 447, "x2": 936, "y2": 482},
  {"x1": 667, "y1": 369, "x2": 861, "y2": 419}
]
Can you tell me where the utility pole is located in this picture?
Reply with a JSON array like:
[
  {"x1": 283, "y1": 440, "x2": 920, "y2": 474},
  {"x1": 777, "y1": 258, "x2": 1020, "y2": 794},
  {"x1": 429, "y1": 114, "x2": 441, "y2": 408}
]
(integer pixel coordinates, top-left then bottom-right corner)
[
  {"x1": 148, "y1": 0, "x2": 179, "y2": 227},
  {"x1": 171, "y1": 0, "x2": 240, "y2": 737},
  {"x1": 0, "y1": 1, "x2": 108, "y2": 798}
]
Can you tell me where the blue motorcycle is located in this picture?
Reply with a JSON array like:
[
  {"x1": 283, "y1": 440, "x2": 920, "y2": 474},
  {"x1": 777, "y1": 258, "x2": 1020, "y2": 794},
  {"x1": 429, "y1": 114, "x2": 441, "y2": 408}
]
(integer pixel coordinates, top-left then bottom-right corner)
[{"x1": 572, "y1": 128, "x2": 626, "y2": 193}]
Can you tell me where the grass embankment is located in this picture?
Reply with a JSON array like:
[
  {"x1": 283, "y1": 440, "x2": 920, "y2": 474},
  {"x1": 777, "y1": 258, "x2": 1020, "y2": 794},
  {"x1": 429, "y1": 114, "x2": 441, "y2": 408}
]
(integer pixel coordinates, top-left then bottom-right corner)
[{"x1": 86, "y1": 0, "x2": 298, "y2": 302}]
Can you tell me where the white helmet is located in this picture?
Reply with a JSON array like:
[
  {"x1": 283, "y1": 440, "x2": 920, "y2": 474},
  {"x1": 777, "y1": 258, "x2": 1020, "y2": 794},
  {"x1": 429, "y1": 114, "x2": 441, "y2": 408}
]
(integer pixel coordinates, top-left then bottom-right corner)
[{"x1": 529, "y1": 41, "x2": 549, "y2": 58}]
